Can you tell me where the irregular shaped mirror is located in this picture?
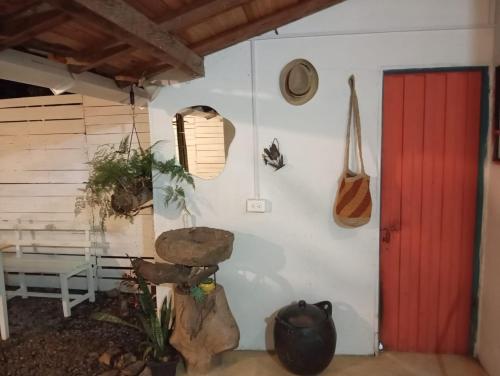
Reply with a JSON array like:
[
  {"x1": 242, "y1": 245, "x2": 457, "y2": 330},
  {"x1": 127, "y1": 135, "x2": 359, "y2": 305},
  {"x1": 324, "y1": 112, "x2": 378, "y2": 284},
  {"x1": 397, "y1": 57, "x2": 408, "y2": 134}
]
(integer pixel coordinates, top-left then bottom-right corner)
[{"x1": 172, "y1": 106, "x2": 235, "y2": 180}]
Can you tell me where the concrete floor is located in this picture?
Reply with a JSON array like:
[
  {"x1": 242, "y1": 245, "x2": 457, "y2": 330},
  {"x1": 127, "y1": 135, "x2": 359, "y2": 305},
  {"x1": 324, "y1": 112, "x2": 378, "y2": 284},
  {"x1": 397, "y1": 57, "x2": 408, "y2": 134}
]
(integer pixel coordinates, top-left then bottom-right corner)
[{"x1": 177, "y1": 351, "x2": 488, "y2": 376}]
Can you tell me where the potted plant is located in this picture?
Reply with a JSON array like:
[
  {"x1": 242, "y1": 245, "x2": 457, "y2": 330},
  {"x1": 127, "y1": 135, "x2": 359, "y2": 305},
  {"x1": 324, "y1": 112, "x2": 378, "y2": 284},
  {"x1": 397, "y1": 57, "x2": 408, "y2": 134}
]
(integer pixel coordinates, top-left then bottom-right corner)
[
  {"x1": 92, "y1": 265, "x2": 179, "y2": 376},
  {"x1": 76, "y1": 136, "x2": 194, "y2": 228}
]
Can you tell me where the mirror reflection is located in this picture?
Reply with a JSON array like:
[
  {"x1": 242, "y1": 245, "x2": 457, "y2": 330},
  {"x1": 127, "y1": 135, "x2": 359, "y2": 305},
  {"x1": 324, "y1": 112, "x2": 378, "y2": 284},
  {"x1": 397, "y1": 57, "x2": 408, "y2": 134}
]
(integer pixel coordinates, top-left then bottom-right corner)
[{"x1": 172, "y1": 106, "x2": 235, "y2": 180}]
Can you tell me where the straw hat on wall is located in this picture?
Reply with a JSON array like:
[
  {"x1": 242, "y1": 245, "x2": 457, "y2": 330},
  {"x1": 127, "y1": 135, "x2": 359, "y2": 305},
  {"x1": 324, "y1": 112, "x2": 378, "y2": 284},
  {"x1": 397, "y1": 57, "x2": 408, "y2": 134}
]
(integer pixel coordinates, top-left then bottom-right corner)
[{"x1": 279, "y1": 59, "x2": 319, "y2": 105}]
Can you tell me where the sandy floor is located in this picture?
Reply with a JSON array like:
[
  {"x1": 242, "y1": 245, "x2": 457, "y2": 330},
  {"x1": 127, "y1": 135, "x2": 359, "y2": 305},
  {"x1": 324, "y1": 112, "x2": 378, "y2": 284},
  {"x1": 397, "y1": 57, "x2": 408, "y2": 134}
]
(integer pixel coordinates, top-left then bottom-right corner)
[{"x1": 176, "y1": 350, "x2": 488, "y2": 376}]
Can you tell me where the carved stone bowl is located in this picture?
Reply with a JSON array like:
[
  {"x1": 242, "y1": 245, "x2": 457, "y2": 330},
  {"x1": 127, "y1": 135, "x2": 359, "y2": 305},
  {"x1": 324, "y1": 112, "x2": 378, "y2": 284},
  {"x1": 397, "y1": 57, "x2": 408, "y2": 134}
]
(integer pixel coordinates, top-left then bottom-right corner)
[{"x1": 155, "y1": 227, "x2": 234, "y2": 266}]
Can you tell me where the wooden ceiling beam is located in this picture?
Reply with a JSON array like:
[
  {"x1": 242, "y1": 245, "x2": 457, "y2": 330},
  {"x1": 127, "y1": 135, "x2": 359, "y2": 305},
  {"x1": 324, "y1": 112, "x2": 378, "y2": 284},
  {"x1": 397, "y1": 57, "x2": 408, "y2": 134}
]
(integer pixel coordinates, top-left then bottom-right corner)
[
  {"x1": 0, "y1": 48, "x2": 152, "y2": 105},
  {"x1": 23, "y1": 39, "x2": 79, "y2": 58},
  {"x1": 0, "y1": 1, "x2": 42, "y2": 20},
  {"x1": 45, "y1": 0, "x2": 204, "y2": 79},
  {"x1": 0, "y1": 9, "x2": 70, "y2": 51},
  {"x1": 122, "y1": 0, "x2": 170, "y2": 21},
  {"x1": 156, "y1": 0, "x2": 252, "y2": 29},
  {"x1": 69, "y1": 44, "x2": 135, "y2": 74},
  {"x1": 115, "y1": 62, "x2": 172, "y2": 84},
  {"x1": 192, "y1": 0, "x2": 346, "y2": 56}
]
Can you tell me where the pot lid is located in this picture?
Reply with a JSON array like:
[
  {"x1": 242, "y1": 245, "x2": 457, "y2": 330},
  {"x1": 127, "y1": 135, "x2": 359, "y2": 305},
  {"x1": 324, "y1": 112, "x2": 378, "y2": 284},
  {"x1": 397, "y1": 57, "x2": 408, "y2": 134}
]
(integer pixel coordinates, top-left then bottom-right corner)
[{"x1": 277, "y1": 300, "x2": 327, "y2": 328}]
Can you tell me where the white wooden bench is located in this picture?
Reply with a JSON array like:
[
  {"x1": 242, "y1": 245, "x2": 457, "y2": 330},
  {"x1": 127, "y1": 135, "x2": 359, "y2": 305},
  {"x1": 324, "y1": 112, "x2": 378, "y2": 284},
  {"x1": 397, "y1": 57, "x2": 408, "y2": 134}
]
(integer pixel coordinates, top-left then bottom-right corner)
[{"x1": 0, "y1": 221, "x2": 97, "y2": 340}]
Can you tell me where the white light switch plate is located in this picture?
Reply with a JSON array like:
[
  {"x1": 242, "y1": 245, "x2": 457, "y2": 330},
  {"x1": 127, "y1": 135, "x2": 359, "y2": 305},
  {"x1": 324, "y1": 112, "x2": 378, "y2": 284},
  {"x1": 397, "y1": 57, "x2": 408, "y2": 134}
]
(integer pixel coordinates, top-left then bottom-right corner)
[{"x1": 246, "y1": 199, "x2": 267, "y2": 213}]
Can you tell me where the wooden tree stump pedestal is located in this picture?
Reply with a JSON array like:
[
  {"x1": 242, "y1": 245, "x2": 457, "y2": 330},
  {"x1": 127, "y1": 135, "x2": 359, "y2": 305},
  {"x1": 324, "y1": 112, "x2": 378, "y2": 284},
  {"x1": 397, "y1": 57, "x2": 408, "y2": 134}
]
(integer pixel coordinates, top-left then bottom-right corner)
[{"x1": 171, "y1": 284, "x2": 239, "y2": 375}]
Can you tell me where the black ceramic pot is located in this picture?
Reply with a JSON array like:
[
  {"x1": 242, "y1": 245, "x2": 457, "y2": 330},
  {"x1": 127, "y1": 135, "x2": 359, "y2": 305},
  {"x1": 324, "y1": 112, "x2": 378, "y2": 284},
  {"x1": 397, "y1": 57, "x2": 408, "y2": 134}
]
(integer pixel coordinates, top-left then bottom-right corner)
[
  {"x1": 148, "y1": 356, "x2": 179, "y2": 376},
  {"x1": 274, "y1": 300, "x2": 337, "y2": 375}
]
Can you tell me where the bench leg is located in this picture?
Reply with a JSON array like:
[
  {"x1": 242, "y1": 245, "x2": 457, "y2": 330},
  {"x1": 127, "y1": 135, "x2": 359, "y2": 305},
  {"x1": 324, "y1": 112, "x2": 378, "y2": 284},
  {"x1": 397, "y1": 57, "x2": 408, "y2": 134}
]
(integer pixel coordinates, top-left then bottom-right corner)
[
  {"x1": 19, "y1": 273, "x2": 28, "y2": 299},
  {"x1": 87, "y1": 266, "x2": 95, "y2": 303},
  {"x1": 60, "y1": 275, "x2": 71, "y2": 318},
  {"x1": 0, "y1": 261, "x2": 9, "y2": 340},
  {"x1": 0, "y1": 292, "x2": 8, "y2": 340}
]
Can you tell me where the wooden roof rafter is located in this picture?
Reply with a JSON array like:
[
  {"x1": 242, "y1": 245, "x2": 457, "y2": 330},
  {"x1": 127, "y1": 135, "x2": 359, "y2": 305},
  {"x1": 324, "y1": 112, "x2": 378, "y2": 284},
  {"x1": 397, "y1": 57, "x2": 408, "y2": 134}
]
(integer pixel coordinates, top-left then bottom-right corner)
[
  {"x1": 192, "y1": 0, "x2": 346, "y2": 56},
  {"x1": 115, "y1": 62, "x2": 173, "y2": 86},
  {"x1": 68, "y1": 44, "x2": 136, "y2": 74},
  {"x1": 0, "y1": 0, "x2": 41, "y2": 19},
  {"x1": 0, "y1": 8, "x2": 69, "y2": 51},
  {"x1": 22, "y1": 39, "x2": 78, "y2": 59},
  {"x1": 0, "y1": 0, "x2": 348, "y2": 90},
  {"x1": 45, "y1": 0, "x2": 205, "y2": 79},
  {"x1": 154, "y1": 0, "x2": 253, "y2": 28}
]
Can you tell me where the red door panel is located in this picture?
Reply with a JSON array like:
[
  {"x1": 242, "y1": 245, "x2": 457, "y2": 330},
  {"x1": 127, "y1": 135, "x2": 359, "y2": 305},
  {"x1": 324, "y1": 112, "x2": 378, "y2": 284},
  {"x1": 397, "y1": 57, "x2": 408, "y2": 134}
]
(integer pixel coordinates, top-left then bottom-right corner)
[
  {"x1": 380, "y1": 70, "x2": 482, "y2": 354},
  {"x1": 418, "y1": 73, "x2": 447, "y2": 352}
]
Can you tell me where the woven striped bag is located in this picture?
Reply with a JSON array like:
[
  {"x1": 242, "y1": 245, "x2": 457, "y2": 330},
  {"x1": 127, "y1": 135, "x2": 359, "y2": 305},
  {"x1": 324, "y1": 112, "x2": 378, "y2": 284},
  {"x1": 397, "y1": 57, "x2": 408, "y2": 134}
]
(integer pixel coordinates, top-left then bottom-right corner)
[{"x1": 334, "y1": 75, "x2": 372, "y2": 227}]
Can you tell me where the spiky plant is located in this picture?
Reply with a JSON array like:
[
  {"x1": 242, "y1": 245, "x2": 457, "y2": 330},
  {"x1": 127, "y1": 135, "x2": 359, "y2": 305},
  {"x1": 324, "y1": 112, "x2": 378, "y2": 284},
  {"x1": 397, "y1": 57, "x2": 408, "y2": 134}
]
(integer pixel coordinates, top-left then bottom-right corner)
[{"x1": 91, "y1": 264, "x2": 176, "y2": 362}]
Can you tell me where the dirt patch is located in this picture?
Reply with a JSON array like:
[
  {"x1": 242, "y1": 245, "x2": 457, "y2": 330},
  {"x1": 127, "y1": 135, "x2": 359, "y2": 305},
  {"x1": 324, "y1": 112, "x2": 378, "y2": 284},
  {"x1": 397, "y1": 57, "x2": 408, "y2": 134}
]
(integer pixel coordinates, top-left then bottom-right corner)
[{"x1": 0, "y1": 292, "x2": 144, "y2": 376}]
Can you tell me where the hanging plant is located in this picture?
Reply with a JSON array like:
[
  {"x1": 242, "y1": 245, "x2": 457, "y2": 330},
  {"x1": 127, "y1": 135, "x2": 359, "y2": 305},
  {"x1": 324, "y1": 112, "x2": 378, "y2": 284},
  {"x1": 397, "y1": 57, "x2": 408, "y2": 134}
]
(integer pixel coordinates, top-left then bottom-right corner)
[
  {"x1": 75, "y1": 136, "x2": 194, "y2": 228},
  {"x1": 76, "y1": 86, "x2": 194, "y2": 228}
]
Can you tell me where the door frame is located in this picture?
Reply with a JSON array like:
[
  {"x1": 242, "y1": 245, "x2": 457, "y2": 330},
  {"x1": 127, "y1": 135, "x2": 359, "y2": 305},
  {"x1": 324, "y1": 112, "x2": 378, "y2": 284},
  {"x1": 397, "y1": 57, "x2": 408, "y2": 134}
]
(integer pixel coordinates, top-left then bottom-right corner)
[{"x1": 379, "y1": 66, "x2": 490, "y2": 354}]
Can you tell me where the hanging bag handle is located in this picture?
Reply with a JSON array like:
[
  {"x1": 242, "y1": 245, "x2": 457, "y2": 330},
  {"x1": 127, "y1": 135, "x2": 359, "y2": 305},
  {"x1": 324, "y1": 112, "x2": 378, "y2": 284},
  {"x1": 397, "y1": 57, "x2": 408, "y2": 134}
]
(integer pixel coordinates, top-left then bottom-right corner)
[
  {"x1": 127, "y1": 85, "x2": 144, "y2": 160},
  {"x1": 344, "y1": 75, "x2": 366, "y2": 175}
]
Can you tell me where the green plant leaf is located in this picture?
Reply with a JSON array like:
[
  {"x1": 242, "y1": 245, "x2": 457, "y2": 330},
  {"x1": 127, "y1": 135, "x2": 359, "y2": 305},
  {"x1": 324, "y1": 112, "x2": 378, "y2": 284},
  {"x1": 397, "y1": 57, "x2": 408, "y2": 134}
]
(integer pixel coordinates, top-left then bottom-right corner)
[
  {"x1": 142, "y1": 344, "x2": 153, "y2": 361},
  {"x1": 132, "y1": 263, "x2": 155, "y2": 317},
  {"x1": 164, "y1": 186, "x2": 175, "y2": 206},
  {"x1": 137, "y1": 314, "x2": 155, "y2": 344},
  {"x1": 150, "y1": 315, "x2": 164, "y2": 354},
  {"x1": 190, "y1": 286, "x2": 206, "y2": 303},
  {"x1": 160, "y1": 297, "x2": 172, "y2": 333},
  {"x1": 91, "y1": 312, "x2": 141, "y2": 330}
]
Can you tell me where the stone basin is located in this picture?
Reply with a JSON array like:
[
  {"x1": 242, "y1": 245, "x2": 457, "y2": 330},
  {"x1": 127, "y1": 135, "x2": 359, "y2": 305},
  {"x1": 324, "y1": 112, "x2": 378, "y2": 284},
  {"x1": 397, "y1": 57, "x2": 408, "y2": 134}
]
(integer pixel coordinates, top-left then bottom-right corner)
[{"x1": 155, "y1": 227, "x2": 234, "y2": 266}]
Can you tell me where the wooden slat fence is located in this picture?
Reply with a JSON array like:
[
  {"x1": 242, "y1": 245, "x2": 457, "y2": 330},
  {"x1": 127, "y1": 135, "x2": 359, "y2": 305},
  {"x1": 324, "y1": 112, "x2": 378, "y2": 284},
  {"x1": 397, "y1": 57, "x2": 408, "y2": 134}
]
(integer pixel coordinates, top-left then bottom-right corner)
[
  {"x1": 173, "y1": 114, "x2": 226, "y2": 179},
  {"x1": 0, "y1": 94, "x2": 154, "y2": 291}
]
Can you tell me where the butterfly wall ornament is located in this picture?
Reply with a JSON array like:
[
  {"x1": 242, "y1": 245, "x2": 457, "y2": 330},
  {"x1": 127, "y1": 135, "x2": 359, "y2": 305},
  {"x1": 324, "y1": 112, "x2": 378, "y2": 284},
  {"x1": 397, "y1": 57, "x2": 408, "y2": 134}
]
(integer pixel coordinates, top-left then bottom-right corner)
[{"x1": 262, "y1": 138, "x2": 285, "y2": 171}]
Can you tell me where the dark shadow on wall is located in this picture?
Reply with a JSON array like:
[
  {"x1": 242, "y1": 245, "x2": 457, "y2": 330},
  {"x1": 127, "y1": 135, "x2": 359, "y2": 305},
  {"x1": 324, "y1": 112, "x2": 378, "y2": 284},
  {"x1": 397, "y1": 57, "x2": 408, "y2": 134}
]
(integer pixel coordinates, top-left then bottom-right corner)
[
  {"x1": 0, "y1": 79, "x2": 53, "y2": 99},
  {"x1": 216, "y1": 232, "x2": 294, "y2": 348}
]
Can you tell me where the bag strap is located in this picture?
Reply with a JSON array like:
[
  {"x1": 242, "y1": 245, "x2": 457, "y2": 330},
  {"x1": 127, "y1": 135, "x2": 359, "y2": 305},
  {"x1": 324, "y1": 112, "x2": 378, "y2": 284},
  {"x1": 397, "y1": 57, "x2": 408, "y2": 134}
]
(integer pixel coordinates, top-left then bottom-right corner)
[{"x1": 344, "y1": 75, "x2": 366, "y2": 175}]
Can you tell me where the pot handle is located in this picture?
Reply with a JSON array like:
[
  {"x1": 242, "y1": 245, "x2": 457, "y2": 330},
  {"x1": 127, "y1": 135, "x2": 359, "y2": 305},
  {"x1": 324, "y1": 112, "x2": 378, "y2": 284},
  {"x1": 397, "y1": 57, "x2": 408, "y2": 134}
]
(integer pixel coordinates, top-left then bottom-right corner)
[
  {"x1": 275, "y1": 316, "x2": 295, "y2": 334},
  {"x1": 314, "y1": 301, "x2": 332, "y2": 317}
]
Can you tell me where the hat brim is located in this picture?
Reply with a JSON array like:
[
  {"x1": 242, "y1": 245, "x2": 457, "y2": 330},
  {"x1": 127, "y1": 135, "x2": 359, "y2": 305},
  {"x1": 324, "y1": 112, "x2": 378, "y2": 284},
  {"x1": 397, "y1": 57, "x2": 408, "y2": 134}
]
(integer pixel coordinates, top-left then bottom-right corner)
[{"x1": 279, "y1": 59, "x2": 319, "y2": 106}]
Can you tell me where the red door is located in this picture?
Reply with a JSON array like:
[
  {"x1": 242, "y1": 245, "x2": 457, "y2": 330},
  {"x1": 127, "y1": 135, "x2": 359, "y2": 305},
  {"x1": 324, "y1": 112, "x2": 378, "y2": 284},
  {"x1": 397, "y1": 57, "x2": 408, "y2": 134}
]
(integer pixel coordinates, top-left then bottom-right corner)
[{"x1": 380, "y1": 70, "x2": 482, "y2": 354}]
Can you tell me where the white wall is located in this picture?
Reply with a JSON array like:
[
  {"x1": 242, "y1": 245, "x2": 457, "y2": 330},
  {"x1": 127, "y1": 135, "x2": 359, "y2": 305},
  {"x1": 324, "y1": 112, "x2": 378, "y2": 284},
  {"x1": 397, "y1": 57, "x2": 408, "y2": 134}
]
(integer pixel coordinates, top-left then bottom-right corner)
[
  {"x1": 477, "y1": 2, "x2": 500, "y2": 374},
  {"x1": 149, "y1": 0, "x2": 495, "y2": 354},
  {"x1": 478, "y1": 166, "x2": 500, "y2": 376}
]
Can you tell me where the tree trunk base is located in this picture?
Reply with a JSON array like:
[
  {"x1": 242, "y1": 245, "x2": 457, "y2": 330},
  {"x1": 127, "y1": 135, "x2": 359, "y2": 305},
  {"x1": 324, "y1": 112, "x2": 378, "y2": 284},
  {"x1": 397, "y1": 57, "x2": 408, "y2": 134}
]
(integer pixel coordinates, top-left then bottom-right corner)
[{"x1": 171, "y1": 284, "x2": 239, "y2": 375}]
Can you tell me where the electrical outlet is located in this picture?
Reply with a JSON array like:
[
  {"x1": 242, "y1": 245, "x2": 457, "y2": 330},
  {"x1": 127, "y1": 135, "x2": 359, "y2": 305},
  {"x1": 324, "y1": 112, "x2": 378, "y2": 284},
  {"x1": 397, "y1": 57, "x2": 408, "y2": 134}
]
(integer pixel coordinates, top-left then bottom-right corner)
[{"x1": 246, "y1": 199, "x2": 267, "y2": 213}]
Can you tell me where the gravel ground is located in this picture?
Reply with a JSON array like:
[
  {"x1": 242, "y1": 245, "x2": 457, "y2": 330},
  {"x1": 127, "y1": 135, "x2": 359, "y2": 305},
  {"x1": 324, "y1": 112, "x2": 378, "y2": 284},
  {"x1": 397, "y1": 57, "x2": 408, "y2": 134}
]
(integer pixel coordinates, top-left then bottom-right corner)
[{"x1": 0, "y1": 292, "x2": 144, "y2": 376}]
